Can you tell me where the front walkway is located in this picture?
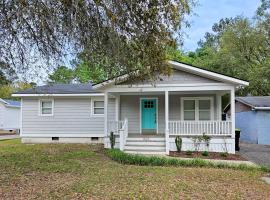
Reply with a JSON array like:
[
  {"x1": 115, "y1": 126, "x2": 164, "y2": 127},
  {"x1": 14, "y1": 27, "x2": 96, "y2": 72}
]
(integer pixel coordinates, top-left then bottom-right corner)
[{"x1": 239, "y1": 142, "x2": 270, "y2": 165}]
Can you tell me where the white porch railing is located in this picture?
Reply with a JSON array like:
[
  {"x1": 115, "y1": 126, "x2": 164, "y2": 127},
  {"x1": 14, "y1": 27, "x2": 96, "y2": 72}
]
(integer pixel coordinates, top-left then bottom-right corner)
[
  {"x1": 108, "y1": 120, "x2": 125, "y2": 135},
  {"x1": 119, "y1": 118, "x2": 128, "y2": 151},
  {"x1": 108, "y1": 119, "x2": 128, "y2": 150},
  {"x1": 168, "y1": 121, "x2": 232, "y2": 136}
]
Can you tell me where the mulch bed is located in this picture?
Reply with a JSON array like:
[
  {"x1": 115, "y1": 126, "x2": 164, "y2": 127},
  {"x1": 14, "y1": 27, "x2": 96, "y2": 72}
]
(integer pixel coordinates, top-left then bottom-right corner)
[{"x1": 169, "y1": 151, "x2": 247, "y2": 161}]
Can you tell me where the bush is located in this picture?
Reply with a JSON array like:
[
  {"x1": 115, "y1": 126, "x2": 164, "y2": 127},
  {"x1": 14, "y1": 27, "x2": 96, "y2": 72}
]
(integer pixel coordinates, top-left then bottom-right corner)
[
  {"x1": 105, "y1": 149, "x2": 270, "y2": 173},
  {"x1": 109, "y1": 132, "x2": 115, "y2": 149},
  {"x1": 220, "y1": 152, "x2": 228, "y2": 157},
  {"x1": 175, "y1": 136, "x2": 182, "y2": 152},
  {"x1": 202, "y1": 151, "x2": 209, "y2": 157}
]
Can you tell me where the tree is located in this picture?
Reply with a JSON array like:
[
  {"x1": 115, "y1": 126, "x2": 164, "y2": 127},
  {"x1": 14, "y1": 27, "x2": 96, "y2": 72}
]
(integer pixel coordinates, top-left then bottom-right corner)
[
  {"x1": 189, "y1": 2, "x2": 270, "y2": 96},
  {"x1": 48, "y1": 66, "x2": 74, "y2": 84},
  {"x1": 0, "y1": 1, "x2": 193, "y2": 81},
  {"x1": 0, "y1": 61, "x2": 17, "y2": 85},
  {"x1": 0, "y1": 82, "x2": 34, "y2": 99}
]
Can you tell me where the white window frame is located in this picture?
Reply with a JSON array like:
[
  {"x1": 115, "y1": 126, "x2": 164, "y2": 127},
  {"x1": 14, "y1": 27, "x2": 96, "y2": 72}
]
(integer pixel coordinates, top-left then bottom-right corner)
[
  {"x1": 181, "y1": 97, "x2": 214, "y2": 121},
  {"x1": 39, "y1": 99, "x2": 54, "y2": 116},
  {"x1": 91, "y1": 97, "x2": 104, "y2": 117}
]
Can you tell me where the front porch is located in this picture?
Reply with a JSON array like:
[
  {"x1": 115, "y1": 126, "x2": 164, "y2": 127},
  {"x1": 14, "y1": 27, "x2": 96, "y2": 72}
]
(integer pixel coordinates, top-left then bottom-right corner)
[{"x1": 104, "y1": 88, "x2": 236, "y2": 154}]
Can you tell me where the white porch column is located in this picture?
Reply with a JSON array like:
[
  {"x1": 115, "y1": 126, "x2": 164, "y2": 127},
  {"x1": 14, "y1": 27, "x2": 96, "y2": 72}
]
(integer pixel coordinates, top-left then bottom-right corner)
[
  {"x1": 216, "y1": 93, "x2": 222, "y2": 120},
  {"x1": 230, "y1": 88, "x2": 235, "y2": 138},
  {"x1": 104, "y1": 92, "x2": 109, "y2": 147},
  {"x1": 165, "y1": 90, "x2": 169, "y2": 155},
  {"x1": 115, "y1": 94, "x2": 120, "y2": 121}
]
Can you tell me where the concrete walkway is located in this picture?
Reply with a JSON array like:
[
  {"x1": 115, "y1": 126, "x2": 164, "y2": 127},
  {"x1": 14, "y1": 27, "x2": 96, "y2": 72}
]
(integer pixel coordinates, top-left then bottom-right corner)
[
  {"x1": 238, "y1": 142, "x2": 270, "y2": 165},
  {"x1": 0, "y1": 134, "x2": 19, "y2": 141}
]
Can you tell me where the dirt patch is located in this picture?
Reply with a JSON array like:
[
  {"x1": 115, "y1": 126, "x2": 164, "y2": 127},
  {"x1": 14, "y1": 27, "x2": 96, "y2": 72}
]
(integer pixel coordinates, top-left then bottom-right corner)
[{"x1": 170, "y1": 151, "x2": 247, "y2": 161}]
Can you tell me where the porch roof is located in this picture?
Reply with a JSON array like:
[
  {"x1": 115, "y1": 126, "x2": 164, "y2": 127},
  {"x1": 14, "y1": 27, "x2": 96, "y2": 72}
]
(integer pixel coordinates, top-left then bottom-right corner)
[{"x1": 93, "y1": 61, "x2": 249, "y2": 89}]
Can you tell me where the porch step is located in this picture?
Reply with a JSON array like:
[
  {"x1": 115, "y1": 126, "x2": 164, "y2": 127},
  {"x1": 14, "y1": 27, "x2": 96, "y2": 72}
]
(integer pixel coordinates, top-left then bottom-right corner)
[
  {"x1": 125, "y1": 141, "x2": 165, "y2": 146},
  {"x1": 124, "y1": 145, "x2": 165, "y2": 151},
  {"x1": 124, "y1": 135, "x2": 166, "y2": 154},
  {"x1": 126, "y1": 138, "x2": 165, "y2": 142},
  {"x1": 124, "y1": 149, "x2": 166, "y2": 155}
]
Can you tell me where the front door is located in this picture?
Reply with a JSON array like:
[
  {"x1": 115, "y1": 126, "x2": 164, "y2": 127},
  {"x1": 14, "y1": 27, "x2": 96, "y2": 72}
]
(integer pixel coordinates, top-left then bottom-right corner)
[{"x1": 141, "y1": 99, "x2": 157, "y2": 133}]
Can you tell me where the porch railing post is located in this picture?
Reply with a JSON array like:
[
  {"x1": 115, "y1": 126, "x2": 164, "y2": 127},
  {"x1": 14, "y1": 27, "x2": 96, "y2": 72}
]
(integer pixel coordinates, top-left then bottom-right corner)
[{"x1": 165, "y1": 90, "x2": 169, "y2": 155}]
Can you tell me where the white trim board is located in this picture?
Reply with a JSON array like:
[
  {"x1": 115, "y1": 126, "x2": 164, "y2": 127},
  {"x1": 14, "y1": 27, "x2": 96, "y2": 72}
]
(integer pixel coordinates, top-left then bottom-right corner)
[
  {"x1": 12, "y1": 93, "x2": 104, "y2": 97},
  {"x1": 169, "y1": 61, "x2": 249, "y2": 86},
  {"x1": 93, "y1": 61, "x2": 249, "y2": 89},
  {"x1": 139, "y1": 97, "x2": 159, "y2": 134}
]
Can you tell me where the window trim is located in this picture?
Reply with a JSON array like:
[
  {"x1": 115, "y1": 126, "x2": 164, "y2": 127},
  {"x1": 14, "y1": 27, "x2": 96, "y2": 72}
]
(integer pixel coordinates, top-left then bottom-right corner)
[
  {"x1": 181, "y1": 97, "x2": 214, "y2": 121},
  {"x1": 39, "y1": 99, "x2": 54, "y2": 116},
  {"x1": 91, "y1": 97, "x2": 104, "y2": 117}
]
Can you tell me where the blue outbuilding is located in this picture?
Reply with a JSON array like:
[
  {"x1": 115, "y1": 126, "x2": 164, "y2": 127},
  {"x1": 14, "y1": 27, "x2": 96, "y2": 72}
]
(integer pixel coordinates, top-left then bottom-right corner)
[{"x1": 224, "y1": 96, "x2": 270, "y2": 145}]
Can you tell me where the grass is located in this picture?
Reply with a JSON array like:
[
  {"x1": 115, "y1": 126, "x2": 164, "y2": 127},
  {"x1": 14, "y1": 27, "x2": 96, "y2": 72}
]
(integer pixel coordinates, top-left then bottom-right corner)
[{"x1": 0, "y1": 139, "x2": 270, "y2": 199}]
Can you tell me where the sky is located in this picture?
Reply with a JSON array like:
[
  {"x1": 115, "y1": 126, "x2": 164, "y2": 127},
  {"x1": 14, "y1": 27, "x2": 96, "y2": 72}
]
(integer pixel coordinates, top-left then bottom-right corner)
[{"x1": 182, "y1": 0, "x2": 261, "y2": 51}]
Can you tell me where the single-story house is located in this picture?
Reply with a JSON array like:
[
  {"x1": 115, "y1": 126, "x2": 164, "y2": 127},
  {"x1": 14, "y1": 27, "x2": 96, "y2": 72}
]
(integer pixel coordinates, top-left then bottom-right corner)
[
  {"x1": 224, "y1": 96, "x2": 270, "y2": 145},
  {"x1": 13, "y1": 61, "x2": 249, "y2": 154},
  {"x1": 0, "y1": 98, "x2": 21, "y2": 132}
]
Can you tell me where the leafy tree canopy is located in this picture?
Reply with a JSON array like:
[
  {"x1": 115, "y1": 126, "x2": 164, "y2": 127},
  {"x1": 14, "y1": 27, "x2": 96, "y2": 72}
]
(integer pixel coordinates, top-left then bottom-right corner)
[
  {"x1": 48, "y1": 66, "x2": 74, "y2": 84},
  {"x1": 186, "y1": 0, "x2": 270, "y2": 96},
  {"x1": 0, "y1": 0, "x2": 193, "y2": 82}
]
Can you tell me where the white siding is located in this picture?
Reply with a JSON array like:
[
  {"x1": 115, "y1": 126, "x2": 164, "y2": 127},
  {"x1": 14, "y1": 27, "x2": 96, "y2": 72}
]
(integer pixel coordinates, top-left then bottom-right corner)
[
  {"x1": 120, "y1": 94, "x2": 217, "y2": 134},
  {"x1": 22, "y1": 97, "x2": 112, "y2": 137},
  {"x1": 4, "y1": 107, "x2": 20, "y2": 129},
  {"x1": 0, "y1": 102, "x2": 20, "y2": 130},
  {"x1": 0, "y1": 103, "x2": 5, "y2": 129},
  {"x1": 120, "y1": 70, "x2": 219, "y2": 85}
]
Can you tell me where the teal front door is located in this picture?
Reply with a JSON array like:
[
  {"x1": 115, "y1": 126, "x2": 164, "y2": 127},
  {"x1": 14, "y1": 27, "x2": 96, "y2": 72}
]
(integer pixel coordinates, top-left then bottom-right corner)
[{"x1": 141, "y1": 99, "x2": 157, "y2": 132}]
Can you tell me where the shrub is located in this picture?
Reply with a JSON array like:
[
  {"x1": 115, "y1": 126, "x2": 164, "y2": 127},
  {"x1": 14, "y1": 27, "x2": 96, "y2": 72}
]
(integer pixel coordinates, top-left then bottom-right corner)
[
  {"x1": 105, "y1": 149, "x2": 270, "y2": 172},
  {"x1": 202, "y1": 151, "x2": 209, "y2": 157},
  {"x1": 175, "y1": 136, "x2": 182, "y2": 152},
  {"x1": 220, "y1": 152, "x2": 228, "y2": 157},
  {"x1": 109, "y1": 132, "x2": 116, "y2": 149},
  {"x1": 186, "y1": 150, "x2": 193, "y2": 155}
]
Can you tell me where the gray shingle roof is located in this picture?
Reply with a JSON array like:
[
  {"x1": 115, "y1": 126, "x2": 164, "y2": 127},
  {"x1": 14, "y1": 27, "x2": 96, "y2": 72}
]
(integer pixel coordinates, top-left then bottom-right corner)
[
  {"x1": 0, "y1": 99, "x2": 21, "y2": 107},
  {"x1": 14, "y1": 83, "x2": 99, "y2": 94},
  {"x1": 236, "y1": 96, "x2": 270, "y2": 108}
]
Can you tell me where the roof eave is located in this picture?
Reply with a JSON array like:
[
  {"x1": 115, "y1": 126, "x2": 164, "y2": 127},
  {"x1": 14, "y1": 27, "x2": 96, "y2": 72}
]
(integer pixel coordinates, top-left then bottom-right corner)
[
  {"x1": 168, "y1": 61, "x2": 249, "y2": 87},
  {"x1": 12, "y1": 93, "x2": 104, "y2": 97}
]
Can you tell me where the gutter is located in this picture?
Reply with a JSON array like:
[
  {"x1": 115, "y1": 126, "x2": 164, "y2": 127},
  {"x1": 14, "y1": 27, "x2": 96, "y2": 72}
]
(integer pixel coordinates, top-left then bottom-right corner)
[
  {"x1": 253, "y1": 107, "x2": 270, "y2": 111},
  {"x1": 12, "y1": 93, "x2": 104, "y2": 97}
]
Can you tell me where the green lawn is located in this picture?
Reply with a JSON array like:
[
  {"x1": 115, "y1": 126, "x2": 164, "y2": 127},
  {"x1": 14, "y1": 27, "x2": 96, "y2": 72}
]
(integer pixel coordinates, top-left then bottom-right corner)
[{"x1": 0, "y1": 139, "x2": 270, "y2": 199}]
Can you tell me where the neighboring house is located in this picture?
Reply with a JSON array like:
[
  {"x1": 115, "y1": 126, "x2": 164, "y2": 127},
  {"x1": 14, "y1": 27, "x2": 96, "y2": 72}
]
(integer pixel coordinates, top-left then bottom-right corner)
[
  {"x1": 0, "y1": 98, "x2": 21, "y2": 132},
  {"x1": 224, "y1": 96, "x2": 270, "y2": 145},
  {"x1": 13, "y1": 61, "x2": 249, "y2": 154}
]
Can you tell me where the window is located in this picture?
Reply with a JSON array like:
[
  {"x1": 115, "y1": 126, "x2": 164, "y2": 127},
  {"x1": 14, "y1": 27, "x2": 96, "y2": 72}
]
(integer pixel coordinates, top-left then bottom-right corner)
[
  {"x1": 182, "y1": 98, "x2": 212, "y2": 121},
  {"x1": 92, "y1": 100, "x2": 104, "y2": 115},
  {"x1": 144, "y1": 100, "x2": 154, "y2": 108},
  {"x1": 40, "y1": 99, "x2": 53, "y2": 116},
  {"x1": 183, "y1": 100, "x2": 195, "y2": 120}
]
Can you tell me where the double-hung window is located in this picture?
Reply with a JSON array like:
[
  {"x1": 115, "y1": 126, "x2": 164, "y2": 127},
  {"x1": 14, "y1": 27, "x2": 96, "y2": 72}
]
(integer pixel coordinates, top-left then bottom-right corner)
[
  {"x1": 182, "y1": 97, "x2": 212, "y2": 121},
  {"x1": 92, "y1": 100, "x2": 104, "y2": 115},
  {"x1": 40, "y1": 99, "x2": 54, "y2": 116}
]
